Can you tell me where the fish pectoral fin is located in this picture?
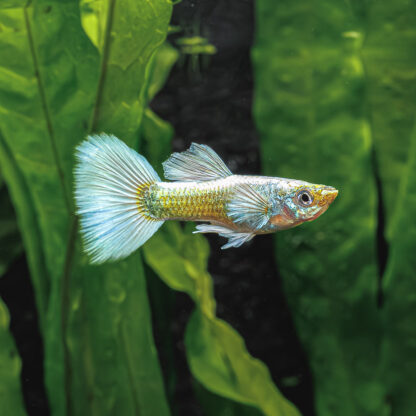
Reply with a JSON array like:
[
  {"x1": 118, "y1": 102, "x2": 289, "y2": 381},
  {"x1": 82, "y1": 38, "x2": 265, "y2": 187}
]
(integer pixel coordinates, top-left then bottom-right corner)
[
  {"x1": 193, "y1": 224, "x2": 255, "y2": 249},
  {"x1": 227, "y1": 184, "x2": 272, "y2": 230},
  {"x1": 162, "y1": 143, "x2": 232, "y2": 182}
]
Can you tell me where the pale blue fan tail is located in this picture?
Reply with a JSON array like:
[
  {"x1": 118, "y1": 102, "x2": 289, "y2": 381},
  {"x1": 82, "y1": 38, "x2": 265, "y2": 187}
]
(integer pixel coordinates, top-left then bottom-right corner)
[{"x1": 74, "y1": 134, "x2": 163, "y2": 264}]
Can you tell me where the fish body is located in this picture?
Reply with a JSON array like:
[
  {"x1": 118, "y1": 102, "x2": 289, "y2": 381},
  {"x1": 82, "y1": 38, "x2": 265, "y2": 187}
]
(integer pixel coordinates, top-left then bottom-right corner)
[
  {"x1": 75, "y1": 134, "x2": 338, "y2": 264},
  {"x1": 145, "y1": 176, "x2": 335, "y2": 231}
]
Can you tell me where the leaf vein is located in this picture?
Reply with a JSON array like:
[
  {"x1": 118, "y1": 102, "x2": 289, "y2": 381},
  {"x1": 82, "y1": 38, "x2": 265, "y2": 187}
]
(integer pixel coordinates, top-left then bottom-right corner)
[{"x1": 23, "y1": 4, "x2": 71, "y2": 212}]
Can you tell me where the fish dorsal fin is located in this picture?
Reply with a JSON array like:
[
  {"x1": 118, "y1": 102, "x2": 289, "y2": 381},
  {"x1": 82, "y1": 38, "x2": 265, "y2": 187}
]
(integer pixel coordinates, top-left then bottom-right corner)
[
  {"x1": 163, "y1": 143, "x2": 232, "y2": 182},
  {"x1": 227, "y1": 184, "x2": 273, "y2": 230},
  {"x1": 193, "y1": 224, "x2": 255, "y2": 249}
]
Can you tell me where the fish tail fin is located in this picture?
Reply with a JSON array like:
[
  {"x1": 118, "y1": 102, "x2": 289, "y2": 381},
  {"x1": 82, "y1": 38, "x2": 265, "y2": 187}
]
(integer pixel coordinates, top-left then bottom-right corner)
[{"x1": 74, "y1": 134, "x2": 164, "y2": 264}]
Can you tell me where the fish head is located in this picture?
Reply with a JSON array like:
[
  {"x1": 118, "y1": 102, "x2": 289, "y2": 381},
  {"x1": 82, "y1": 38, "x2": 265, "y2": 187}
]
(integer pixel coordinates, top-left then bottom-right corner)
[{"x1": 269, "y1": 181, "x2": 338, "y2": 229}]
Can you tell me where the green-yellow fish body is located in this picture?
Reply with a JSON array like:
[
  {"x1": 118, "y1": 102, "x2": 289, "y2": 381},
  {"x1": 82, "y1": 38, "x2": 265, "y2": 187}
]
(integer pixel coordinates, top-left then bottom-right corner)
[
  {"x1": 75, "y1": 134, "x2": 338, "y2": 263},
  {"x1": 144, "y1": 179, "x2": 231, "y2": 223}
]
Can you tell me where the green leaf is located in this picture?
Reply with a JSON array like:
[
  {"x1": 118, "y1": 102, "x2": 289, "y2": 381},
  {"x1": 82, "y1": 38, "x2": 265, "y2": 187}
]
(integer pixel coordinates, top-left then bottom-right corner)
[
  {"x1": 146, "y1": 42, "x2": 179, "y2": 103},
  {"x1": 362, "y1": 1, "x2": 416, "y2": 239},
  {"x1": 140, "y1": 42, "x2": 178, "y2": 176},
  {"x1": 140, "y1": 42, "x2": 179, "y2": 177},
  {"x1": 0, "y1": 1, "x2": 172, "y2": 415},
  {"x1": 144, "y1": 223, "x2": 301, "y2": 416},
  {"x1": 141, "y1": 108, "x2": 174, "y2": 177},
  {"x1": 186, "y1": 310, "x2": 300, "y2": 416},
  {"x1": 253, "y1": 1, "x2": 388, "y2": 415},
  {"x1": 0, "y1": 299, "x2": 27, "y2": 416},
  {"x1": 382, "y1": 128, "x2": 416, "y2": 415},
  {"x1": 254, "y1": 1, "x2": 416, "y2": 415}
]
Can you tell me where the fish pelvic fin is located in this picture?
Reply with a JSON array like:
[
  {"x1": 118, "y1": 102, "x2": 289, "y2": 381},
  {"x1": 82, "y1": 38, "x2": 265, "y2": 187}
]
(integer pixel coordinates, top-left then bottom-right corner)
[
  {"x1": 193, "y1": 224, "x2": 255, "y2": 249},
  {"x1": 162, "y1": 143, "x2": 232, "y2": 182},
  {"x1": 227, "y1": 184, "x2": 272, "y2": 230},
  {"x1": 74, "y1": 134, "x2": 164, "y2": 264}
]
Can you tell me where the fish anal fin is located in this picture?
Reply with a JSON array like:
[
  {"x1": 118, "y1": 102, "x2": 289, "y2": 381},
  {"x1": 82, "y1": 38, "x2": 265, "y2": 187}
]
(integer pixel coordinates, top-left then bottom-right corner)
[
  {"x1": 163, "y1": 143, "x2": 232, "y2": 182},
  {"x1": 227, "y1": 184, "x2": 273, "y2": 230},
  {"x1": 193, "y1": 223, "x2": 255, "y2": 249}
]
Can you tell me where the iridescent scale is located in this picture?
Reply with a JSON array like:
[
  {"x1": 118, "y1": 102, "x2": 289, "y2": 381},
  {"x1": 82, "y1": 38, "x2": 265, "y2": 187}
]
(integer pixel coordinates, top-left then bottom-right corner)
[{"x1": 145, "y1": 179, "x2": 232, "y2": 222}]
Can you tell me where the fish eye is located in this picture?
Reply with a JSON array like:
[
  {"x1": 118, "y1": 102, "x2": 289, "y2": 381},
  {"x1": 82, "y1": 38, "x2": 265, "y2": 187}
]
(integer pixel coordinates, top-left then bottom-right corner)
[{"x1": 297, "y1": 190, "x2": 313, "y2": 207}]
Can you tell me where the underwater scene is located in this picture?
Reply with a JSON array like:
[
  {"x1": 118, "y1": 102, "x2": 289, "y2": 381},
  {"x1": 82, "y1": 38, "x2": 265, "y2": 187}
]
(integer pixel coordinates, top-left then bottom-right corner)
[{"x1": 0, "y1": 0, "x2": 415, "y2": 415}]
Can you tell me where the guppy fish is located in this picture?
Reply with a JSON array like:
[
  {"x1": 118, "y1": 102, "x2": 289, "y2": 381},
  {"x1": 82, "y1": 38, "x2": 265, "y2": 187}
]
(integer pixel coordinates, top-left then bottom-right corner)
[{"x1": 74, "y1": 134, "x2": 338, "y2": 264}]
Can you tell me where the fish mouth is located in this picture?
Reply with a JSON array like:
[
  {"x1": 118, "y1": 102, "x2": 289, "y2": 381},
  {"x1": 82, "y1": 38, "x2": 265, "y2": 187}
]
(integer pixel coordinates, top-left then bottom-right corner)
[
  {"x1": 321, "y1": 187, "x2": 338, "y2": 205},
  {"x1": 305, "y1": 187, "x2": 338, "y2": 222}
]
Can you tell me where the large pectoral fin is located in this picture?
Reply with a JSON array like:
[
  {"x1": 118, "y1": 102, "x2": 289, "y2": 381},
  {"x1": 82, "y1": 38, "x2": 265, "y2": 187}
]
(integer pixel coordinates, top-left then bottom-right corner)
[
  {"x1": 226, "y1": 184, "x2": 273, "y2": 230},
  {"x1": 193, "y1": 224, "x2": 255, "y2": 249}
]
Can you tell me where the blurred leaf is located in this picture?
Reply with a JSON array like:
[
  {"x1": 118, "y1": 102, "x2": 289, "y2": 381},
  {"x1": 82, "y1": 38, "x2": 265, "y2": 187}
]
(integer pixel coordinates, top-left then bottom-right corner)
[
  {"x1": 186, "y1": 310, "x2": 299, "y2": 416},
  {"x1": 176, "y1": 36, "x2": 208, "y2": 46},
  {"x1": 144, "y1": 223, "x2": 301, "y2": 416},
  {"x1": 146, "y1": 42, "x2": 179, "y2": 103},
  {"x1": 362, "y1": 1, "x2": 416, "y2": 239},
  {"x1": 0, "y1": 299, "x2": 27, "y2": 416},
  {"x1": 144, "y1": 222, "x2": 214, "y2": 312},
  {"x1": 253, "y1": 1, "x2": 388, "y2": 415},
  {"x1": 382, "y1": 127, "x2": 416, "y2": 415},
  {"x1": 193, "y1": 379, "x2": 263, "y2": 416},
  {"x1": 0, "y1": 134, "x2": 49, "y2": 330},
  {"x1": 141, "y1": 41, "x2": 179, "y2": 176},
  {"x1": 0, "y1": 164, "x2": 26, "y2": 416},
  {"x1": 141, "y1": 108, "x2": 174, "y2": 177},
  {"x1": 363, "y1": 6, "x2": 416, "y2": 414},
  {"x1": 176, "y1": 36, "x2": 217, "y2": 55},
  {"x1": 254, "y1": 1, "x2": 416, "y2": 415},
  {"x1": 0, "y1": 1, "x2": 172, "y2": 415},
  {"x1": 0, "y1": 171, "x2": 22, "y2": 278}
]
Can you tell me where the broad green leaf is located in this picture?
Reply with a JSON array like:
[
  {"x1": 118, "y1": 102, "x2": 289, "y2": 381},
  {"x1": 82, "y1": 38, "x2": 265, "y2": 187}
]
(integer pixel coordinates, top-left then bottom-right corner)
[
  {"x1": 145, "y1": 222, "x2": 214, "y2": 313},
  {"x1": 0, "y1": 1, "x2": 172, "y2": 415},
  {"x1": 146, "y1": 42, "x2": 179, "y2": 103},
  {"x1": 382, "y1": 128, "x2": 416, "y2": 415},
  {"x1": 362, "y1": 1, "x2": 416, "y2": 239},
  {"x1": 186, "y1": 310, "x2": 300, "y2": 416},
  {"x1": 0, "y1": 299, "x2": 27, "y2": 416},
  {"x1": 253, "y1": 1, "x2": 387, "y2": 415},
  {"x1": 79, "y1": 0, "x2": 110, "y2": 51},
  {"x1": 144, "y1": 223, "x2": 301, "y2": 416},
  {"x1": 363, "y1": 5, "x2": 416, "y2": 413}
]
